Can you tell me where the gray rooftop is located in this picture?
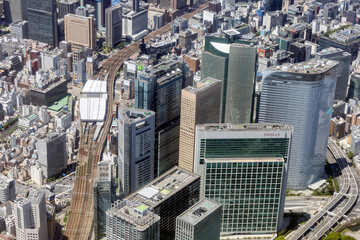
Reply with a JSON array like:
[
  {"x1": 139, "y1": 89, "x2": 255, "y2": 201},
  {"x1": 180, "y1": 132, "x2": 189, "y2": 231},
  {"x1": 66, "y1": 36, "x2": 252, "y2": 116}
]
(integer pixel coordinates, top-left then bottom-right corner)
[
  {"x1": 125, "y1": 167, "x2": 200, "y2": 209},
  {"x1": 196, "y1": 123, "x2": 293, "y2": 132},
  {"x1": 268, "y1": 58, "x2": 338, "y2": 74},
  {"x1": 176, "y1": 198, "x2": 221, "y2": 226},
  {"x1": 106, "y1": 200, "x2": 160, "y2": 231}
]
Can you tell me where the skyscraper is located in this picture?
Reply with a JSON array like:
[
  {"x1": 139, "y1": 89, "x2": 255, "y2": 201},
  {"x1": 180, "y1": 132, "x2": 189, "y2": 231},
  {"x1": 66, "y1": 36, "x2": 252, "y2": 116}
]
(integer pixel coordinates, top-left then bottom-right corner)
[
  {"x1": 135, "y1": 60, "x2": 184, "y2": 176},
  {"x1": 125, "y1": 167, "x2": 200, "y2": 240},
  {"x1": 36, "y1": 132, "x2": 67, "y2": 179},
  {"x1": 105, "y1": 5, "x2": 122, "y2": 48},
  {"x1": 178, "y1": 77, "x2": 222, "y2": 172},
  {"x1": 93, "y1": 161, "x2": 116, "y2": 239},
  {"x1": 58, "y1": 0, "x2": 79, "y2": 19},
  {"x1": 259, "y1": 59, "x2": 338, "y2": 189},
  {"x1": 64, "y1": 14, "x2": 96, "y2": 51},
  {"x1": 14, "y1": 189, "x2": 48, "y2": 240},
  {"x1": 175, "y1": 198, "x2": 222, "y2": 240},
  {"x1": 81, "y1": 0, "x2": 111, "y2": 29},
  {"x1": 118, "y1": 107, "x2": 155, "y2": 196},
  {"x1": 193, "y1": 123, "x2": 292, "y2": 236},
  {"x1": 27, "y1": 0, "x2": 58, "y2": 47},
  {"x1": 106, "y1": 200, "x2": 160, "y2": 240},
  {"x1": 316, "y1": 47, "x2": 351, "y2": 100},
  {"x1": 201, "y1": 34, "x2": 257, "y2": 124},
  {"x1": 4, "y1": 0, "x2": 27, "y2": 23},
  {"x1": 348, "y1": 73, "x2": 360, "y2": 100}
]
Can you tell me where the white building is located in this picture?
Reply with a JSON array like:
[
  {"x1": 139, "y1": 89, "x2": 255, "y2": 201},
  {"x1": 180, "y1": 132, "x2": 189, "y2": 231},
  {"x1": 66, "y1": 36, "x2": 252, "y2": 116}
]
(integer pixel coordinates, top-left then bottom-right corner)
[
  {"x1": 80, "y1": 80, "x2": 108, "y2": 122},
  {"x1": 14, "y1": 189, "x2": 48, "y2": 240},
  {"x1": 122, "y1": 9, "x2": 148, "y2": 40},
  {"x1": 55, "y1": 110, "x2": 72, "y2": 130},
  {"x1": 38, "y1": 106, "x2": 51, "y2": 124},
  {"x1": 30, "y1": 164, "x2": 44, "y2": 185}
]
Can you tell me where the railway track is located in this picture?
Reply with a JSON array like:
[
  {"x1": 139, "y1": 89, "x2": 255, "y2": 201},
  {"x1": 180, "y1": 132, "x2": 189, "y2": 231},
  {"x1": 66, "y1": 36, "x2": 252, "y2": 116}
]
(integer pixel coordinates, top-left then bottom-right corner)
[{"x1": 63, "y1": 3, "x2": 209, "y2": 240}]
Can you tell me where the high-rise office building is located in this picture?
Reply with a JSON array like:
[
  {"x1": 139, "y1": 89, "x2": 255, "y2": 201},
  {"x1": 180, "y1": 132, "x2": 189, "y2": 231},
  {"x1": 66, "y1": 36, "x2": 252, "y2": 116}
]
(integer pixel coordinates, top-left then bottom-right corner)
[
  {"x1": 118, "y1": 107, "x2": 155, "y2": 196},
  {"x1": 58, "y1": 0, "x2": 79, "y2": 19},
  {"x1": 201, "y1": 35, "x2": 257, "y2": 124},
  {"x1": 0, "y1": 176, "x2": 15, "y2": 204},
  {"x1": 64, "y1": 14, "x2": 96, "y2": 51},
  {"x1": 193, "y1": 123, "x2": 292, "y2": 236},
  {"x1": 178, "y1": 77, "x2": 222, "y2": 172},
  {"x1": 4, "y1": 0, "x2": 27, "y2": 23},
  {"x1": 348, "y1": 73, "x2": 360, "y2": 100},
  {"x1": 316, "y1": 47, "x2": 351, "y2": 100},
  {"x1": 14, "y1": 189, "x2": 48, "y2": 240},
  {"x1": 81, "y1": 0, "x2": 111, "y2": 29},
  {"x1": 27, "y1": 0, "x2": 58, "y2": 47},
  {"x1": 125, "y1": 167, "x2": 200, "y2": 240},
  {"x1": 94, "y1": 160, "x2": 116, "y2": 239},
  {"x1": 105, "y1": 5, "x2": 122, "y2": 48},
  {"x1": 36, "y1": 132, "x2": 67, "y2": 179},
  {"x1": 175, "y1": 198, "x2": 222, "y2": 240},
  {"x1": 106, "y1": 200, "x2": 160, "y2": 240},
  {"x1": 259, "y1": 59, "x2": 338, "y2": 189},
  {"x1": 135, "y1": 60, "x2": 184, "y2": 176}
]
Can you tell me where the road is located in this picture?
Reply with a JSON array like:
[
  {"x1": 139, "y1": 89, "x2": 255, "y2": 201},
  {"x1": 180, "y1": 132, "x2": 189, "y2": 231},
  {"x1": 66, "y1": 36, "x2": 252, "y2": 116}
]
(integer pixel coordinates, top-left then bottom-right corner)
[
  {"x1": 288, "y1": 139, "x2": 359, "y2": 240},
  {"x1": 63, "y1": 3, "x2": 209, "y2": 240}
]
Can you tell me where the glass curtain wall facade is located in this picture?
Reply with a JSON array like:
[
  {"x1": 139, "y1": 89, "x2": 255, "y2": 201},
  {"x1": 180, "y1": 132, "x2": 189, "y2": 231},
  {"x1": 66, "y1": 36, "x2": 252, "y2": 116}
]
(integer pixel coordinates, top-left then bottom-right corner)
[
  {"x1": 201, "y1": 35, "x2": 257, "y2": 124},
  {"x1": 193, "y1": 124, "x2": 292, "y2": 236},
  {"x1": 259, "y1": 60, "x2": 338, "y2": 189}
]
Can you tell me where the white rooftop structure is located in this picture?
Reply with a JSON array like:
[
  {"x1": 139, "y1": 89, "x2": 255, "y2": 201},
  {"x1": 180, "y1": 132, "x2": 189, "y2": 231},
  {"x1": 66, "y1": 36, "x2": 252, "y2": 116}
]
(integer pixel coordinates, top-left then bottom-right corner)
[
  {"x1": 81, "y1": 80, "x2": 107, "y2": 99},
  {"x1": 79, "y1": 98, "x2": 107, "y2": 122}
]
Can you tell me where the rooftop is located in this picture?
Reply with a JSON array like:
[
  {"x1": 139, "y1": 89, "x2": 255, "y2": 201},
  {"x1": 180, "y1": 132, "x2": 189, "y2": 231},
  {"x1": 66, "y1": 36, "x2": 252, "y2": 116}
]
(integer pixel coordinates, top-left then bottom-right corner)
[
  {"x1": 176, "y1": 198, "x2": 221, "y2": 225},
  {"x1": 48, "y1": 95, "x2": 72, "y2": 112},
  {"x1": 185, "y1": 77, "x2": 221, "y2": 94},
  {"x1": 118, "y1": 107, "x2": 155, "y2": 124},
  {"x1": 82, "y1": 80, "x2": 107, "y2": 94},
  {"x1": 125, "y1": 167, "x2": 200, "y2": 209},
  {"x1": 197, "y1": 123, "x2": 293, "y2": 132},
  {"x1": 106, "y1": 200, "x2": 160, "y2": 231},
  {"x1": 204, "y1": 157, "x2": 285, "y2": 163},
  {"x1": 268, "y1": 58, "x2": 338, "y2": 74}
]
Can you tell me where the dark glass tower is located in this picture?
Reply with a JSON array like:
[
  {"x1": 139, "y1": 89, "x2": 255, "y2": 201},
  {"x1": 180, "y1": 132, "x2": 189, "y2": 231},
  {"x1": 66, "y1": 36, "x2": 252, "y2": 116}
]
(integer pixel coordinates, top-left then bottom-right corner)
[{"x1": 27, "y1": 0, "x2": 58, "y2": 47}]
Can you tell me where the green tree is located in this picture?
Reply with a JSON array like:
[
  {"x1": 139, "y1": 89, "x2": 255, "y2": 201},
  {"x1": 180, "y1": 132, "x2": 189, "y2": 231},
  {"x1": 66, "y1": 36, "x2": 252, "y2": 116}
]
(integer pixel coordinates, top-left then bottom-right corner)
[
  {"x1": 342, "y1": 236, "x2": 356, "y2": 240},
  {"x1": 347, "y1": 151, "x2": 355, "y2": 159},
  {"x1": 324, "y1": 232, "x2": 342, "y2": 240},
  {"x1": 275, "y1": 236, "x2": 285, "y2": 240}
]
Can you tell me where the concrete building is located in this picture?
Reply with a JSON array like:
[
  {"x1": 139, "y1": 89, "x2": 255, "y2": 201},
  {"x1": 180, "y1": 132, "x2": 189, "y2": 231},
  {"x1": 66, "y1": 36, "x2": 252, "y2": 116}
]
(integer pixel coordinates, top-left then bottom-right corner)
[
  {"x1": 55, "y1": 110, "x2": 72, "y2": 130},
  {"x1": 125, "y1": 167, "x2": 200, "y2": 239},
  {"x1": 14, "y1": 189, "x2": 48, "y2": 240},
  {"x1": 10, "y1": 20, "x2": 28, "y2": 39},
  {"x1": 118, "y1": 107, "x2": 155, "y2": 196},
  {"x1": 58, "y1": 0, "x2": 79, "y2": 19},
  {"x1": 106, "y1": 200, "x2": 160, "y2": 240},
  {"x1": 201, "y1": 35, "x2": 257, "y2": 124},
  {"x1": 64, "y1": 14, "x2": 96, "y2": 50},
  {"x1": 316, "y1": 47, "x2": 351, "y2": 100},
  {"x1": 105, "y1": 5, "x2": 122, "y2": 48},
  {"x1": 259, "y1": 59, "x2": 338, "y2": 189},
  {"x1": 4, "y1": 0, "x2": 27, "y2": 23},
  {"x1": 178, "y1": 77, "x2": 222, "y2": 172},
  {"x1": 0, "y1": 176, "x2": 15, "y2": 204},
  {"x1": 351, "y1": 125, "x2": 360, "y2": 155},
  {"x1": 175, "y1": 198, "x2": 222, "y2": 240},
  {"x1": 193, "y1": 123, "x2": 292, "y2": 236},
  {"x1": 94, "y1": 161, "x2": 116, "y2": 239},
  {"x1": 27, "y1": 0, "x2": 58, "y2": 47},
  {"x1": 122, "y1": 8, "x2": 148, "y2": 41},
  {"x1": 36, "y1": 132, "x2": 67, "y2": 179}
]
